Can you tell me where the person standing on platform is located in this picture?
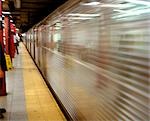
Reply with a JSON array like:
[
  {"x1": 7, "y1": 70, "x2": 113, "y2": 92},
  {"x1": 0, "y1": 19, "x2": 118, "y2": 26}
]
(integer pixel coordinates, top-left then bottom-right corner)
[
  {"x1": 18, "y1": 33, "x2": 23, "y2": 42},
  {"x1": 14, "y1": 33, "x2": 20, "y2": 54}
]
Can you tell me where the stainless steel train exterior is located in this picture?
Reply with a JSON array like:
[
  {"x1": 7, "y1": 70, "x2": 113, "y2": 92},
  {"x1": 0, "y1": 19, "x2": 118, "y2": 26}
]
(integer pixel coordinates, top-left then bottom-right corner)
[{"x1": 25, "y1": 0, "x2": 149, "y2": 120}]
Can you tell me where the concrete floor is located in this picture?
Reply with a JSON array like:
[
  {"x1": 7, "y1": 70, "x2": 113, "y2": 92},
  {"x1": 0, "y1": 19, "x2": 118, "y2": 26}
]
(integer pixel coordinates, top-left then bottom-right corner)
[{"x1": 0, "y1": 43, "x2": 66, "y2": 121}]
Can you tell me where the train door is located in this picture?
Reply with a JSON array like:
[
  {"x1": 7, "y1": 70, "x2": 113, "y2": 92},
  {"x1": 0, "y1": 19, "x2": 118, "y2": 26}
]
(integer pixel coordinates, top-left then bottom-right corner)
[
  {"x1": 33, "y1": 30, "x2": 36, "y2": 59},
  {"x1": 27, "y1": 32, "x2": 30, "y2": 51},
  {"x1": 29, "y1": 33, "x2": 32, "y2": 53},
  {"x1": 31, "y1": 30, "x2": 34, "y2": 58},
  {"x1": 38, "y1": 26, "x2": 44, "y2": 69},
  {"x1": 35, "y1": 28, "x2": 38, "y2": 64},
  {"x1": 41, "y1": 26, "x2": 47, "y2": 76}
]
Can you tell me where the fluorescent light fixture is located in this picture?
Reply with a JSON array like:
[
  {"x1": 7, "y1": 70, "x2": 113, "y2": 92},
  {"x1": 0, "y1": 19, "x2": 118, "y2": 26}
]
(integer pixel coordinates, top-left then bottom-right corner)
[
  {"x1": 2, "y1": 11, "x2": 11, "y2": 14},
  {"x1": 124, "y1": 0, "x2": 150, "y2": 6},
  {"x1": 81, "y1": 1, "x2": 100, "y2": 6},
  {"x1": 68, "y1": 13, "x2": 100, "y2": 17},
  {"x1": 2, "y1": 0, "x2": 5, "y2": 1},
  {"x1": 69, "y1": 17, "x2": 93, "y2": 20}
]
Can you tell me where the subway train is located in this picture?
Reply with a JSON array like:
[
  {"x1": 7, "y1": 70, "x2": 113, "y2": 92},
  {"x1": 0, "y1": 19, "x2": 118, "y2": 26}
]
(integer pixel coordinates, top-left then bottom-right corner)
[{"x1": 25, "y1": 0, "x2": 149, "y2": 120}]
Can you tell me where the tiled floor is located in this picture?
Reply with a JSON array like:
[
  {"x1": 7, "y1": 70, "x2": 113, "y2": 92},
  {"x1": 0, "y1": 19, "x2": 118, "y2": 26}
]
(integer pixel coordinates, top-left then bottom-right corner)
[{"x1": 0, "y1": 43, "x2": 66, "y2": 121}]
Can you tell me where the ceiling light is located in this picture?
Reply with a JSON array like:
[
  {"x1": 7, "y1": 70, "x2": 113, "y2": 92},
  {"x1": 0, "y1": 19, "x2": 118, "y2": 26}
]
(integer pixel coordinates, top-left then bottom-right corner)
[{"x1": 2, "y1": 11, "x2": 11, "y2": 14}]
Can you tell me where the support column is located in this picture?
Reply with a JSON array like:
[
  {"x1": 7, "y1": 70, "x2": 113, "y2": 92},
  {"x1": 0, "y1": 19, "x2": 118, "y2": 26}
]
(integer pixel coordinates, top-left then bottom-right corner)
[{"x1": 0, "y1": 0, "x2": 6, "y2": 96}]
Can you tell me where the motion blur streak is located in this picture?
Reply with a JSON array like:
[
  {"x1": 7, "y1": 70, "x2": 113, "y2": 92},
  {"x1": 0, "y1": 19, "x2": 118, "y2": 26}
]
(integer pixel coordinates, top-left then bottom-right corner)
[{"x1": 25, "y1": 0, "x2": 150, "y2": 120}]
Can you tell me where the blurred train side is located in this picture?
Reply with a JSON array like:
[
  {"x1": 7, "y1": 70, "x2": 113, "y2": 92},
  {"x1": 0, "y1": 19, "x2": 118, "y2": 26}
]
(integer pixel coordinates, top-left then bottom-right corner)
[{"x1": 25, "y1": 0, "x2": 149, "y2": 120}]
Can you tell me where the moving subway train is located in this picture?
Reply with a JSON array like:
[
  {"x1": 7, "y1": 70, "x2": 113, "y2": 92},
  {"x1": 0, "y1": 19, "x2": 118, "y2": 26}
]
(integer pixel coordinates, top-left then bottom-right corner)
[{"x1": 25, "y1": 0, "x2": 149, "y2": 120}]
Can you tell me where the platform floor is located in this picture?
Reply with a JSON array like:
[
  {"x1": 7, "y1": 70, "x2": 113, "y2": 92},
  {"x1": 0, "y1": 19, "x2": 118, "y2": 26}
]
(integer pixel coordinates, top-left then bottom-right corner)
[{"x1": 0, "y1": 43, "x2": 66, "y2": 121}]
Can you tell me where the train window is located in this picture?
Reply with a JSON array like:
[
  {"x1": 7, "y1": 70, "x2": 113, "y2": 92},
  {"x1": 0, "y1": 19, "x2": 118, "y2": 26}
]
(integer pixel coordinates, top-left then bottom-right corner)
[{"x1": 48, "y1": 22, "x2": 62, "y2": 51}]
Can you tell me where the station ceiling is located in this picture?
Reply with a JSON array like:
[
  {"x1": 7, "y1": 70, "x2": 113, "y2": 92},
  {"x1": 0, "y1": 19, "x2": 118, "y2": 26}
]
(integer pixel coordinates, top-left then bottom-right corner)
[{"x1": 2, "y1": 0, "x2": 68, "y2": 32}]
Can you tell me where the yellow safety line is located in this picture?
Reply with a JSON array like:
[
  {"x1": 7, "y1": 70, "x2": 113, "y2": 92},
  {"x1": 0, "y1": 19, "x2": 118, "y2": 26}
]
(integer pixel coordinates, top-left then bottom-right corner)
[{"x1": 21, "y1": 43, "x2": 66, "y2": 121}]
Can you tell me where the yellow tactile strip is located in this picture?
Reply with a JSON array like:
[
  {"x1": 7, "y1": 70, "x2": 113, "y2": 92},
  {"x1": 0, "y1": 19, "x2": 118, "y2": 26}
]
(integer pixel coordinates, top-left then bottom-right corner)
[{"x1": 21, "y1": 44, "x2": 66, "y2": 121}]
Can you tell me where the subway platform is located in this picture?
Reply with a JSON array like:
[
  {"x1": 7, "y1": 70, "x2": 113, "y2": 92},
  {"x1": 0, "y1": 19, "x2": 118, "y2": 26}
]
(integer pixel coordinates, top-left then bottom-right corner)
[{"x1": 0, "y1": 43, "x2": 66, "y2": 121}]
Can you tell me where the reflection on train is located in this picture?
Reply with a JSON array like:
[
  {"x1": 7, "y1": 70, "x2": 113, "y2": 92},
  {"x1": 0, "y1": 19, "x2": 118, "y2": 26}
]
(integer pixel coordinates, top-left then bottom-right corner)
[{"x1": 25, "y1": 0, "x2": 149, "y2": 120}]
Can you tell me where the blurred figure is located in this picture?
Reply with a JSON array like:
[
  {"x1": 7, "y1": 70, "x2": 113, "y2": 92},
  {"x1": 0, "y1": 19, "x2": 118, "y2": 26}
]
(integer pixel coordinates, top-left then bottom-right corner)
[
  {"x1": 14, "y1": 33, "x2": 20, "y2": 54},
  {"x1": 18, "y1": 33, "x2": 23, "y2": 42}
]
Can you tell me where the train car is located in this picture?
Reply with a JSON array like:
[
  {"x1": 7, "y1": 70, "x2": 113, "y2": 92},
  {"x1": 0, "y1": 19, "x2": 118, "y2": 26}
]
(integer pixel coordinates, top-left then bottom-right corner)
[{"x1": 26, "y1": 0, "x2": 149, "y2": 120}]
